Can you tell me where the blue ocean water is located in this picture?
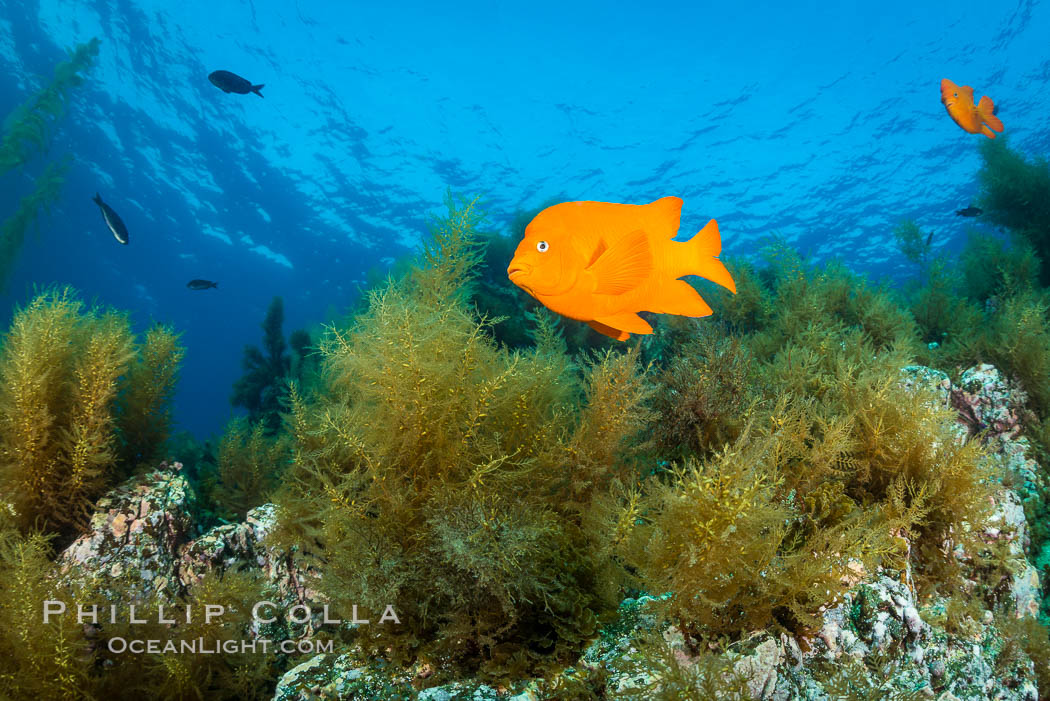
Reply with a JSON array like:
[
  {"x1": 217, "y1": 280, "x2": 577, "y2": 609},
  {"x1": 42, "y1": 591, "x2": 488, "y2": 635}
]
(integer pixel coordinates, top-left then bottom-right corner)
[{"x1": 0, "y1": 0, "x2": 1047, "y2": 439}]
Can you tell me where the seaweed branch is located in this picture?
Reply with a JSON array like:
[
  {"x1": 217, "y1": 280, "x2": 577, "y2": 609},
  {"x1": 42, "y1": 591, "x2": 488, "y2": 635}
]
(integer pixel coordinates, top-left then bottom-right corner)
[{"x1": 0, "y1": 38, "x2": 100, "y2": 174}]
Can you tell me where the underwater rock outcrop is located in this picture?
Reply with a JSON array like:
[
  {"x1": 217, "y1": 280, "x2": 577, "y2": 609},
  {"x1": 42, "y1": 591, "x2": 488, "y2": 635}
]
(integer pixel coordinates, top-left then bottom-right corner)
[
  {"x1": 177, "y1": 502, "x2": 326, "y2": 639},
  {"x1": 949, "y1": 364, "x2": 1044, "y2": 620},
  {"x1": 576, "y1": 363, "x2": 1045, "y2": 700},
  {"x1": 951, "y1": 363, "x2": 1030, "y2": 441},
  {"x1": 57, "y1": 463, "x2": 325, "y2": 639},
  {"x1": 58, "y1": 462, "x2": 192, "y2": 603},
  {"x1": 583, "y1": 574, "x2": 1038, "y2": 700}
]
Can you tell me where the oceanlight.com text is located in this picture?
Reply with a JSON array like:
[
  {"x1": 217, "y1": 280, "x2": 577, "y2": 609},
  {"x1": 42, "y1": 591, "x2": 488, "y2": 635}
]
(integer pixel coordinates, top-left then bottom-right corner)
[{"x1": 105, "y1": 637, "x2": 335, "y2": 655}]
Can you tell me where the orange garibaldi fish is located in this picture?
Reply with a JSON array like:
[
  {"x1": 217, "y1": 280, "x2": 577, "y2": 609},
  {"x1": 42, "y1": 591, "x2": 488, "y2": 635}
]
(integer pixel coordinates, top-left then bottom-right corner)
[
  {"x1": 506, "y1": 197, "x2": 736, "y2": 341},
  {"x1": 940, "y1": 78, "x2": 1004, "y2": 138}
]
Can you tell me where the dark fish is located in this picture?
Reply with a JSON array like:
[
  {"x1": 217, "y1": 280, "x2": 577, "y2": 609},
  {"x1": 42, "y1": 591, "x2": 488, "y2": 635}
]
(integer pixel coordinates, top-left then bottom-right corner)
[
  {"x1": 208, "y1": 70, "x2": 264, "y2": 98},
  {"x1": 925, "y1": 230, "x2": 934, "y2": 248},
  {"x1": 187, "y1": 279, "x2": 218, "y2": 290},
  {"x1": 92, "y1": 193, "x2": 129, "y2": 244},
  {"x1": 956, "y1": 206, "x2": 983, "y2": 217}
]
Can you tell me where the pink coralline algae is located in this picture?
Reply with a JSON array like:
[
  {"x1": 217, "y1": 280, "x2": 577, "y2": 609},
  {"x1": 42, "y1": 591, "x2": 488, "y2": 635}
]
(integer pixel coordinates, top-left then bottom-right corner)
[
  {"x1": 949, "y1": 363, "x2": 1031, "y2": 441},
  {"x1": 58, "y1": 468, "x2": 193, "y2": 603}
]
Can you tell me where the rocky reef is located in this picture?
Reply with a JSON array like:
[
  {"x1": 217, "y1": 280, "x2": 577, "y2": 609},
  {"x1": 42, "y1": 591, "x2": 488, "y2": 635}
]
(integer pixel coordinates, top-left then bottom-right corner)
[
  {"x1": 265, "y1": 363, "x2": 1048, "y2": 699},
  {"x1": 32, "y1": 362, "x2": 1044, "y2": 700}
]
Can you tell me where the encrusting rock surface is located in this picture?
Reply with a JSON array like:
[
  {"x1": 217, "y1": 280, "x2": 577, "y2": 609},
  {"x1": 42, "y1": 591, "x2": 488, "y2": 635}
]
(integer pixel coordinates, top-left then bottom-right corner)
[{"x1": 58, "y1": 461, "x2": 193, "y2": 602}]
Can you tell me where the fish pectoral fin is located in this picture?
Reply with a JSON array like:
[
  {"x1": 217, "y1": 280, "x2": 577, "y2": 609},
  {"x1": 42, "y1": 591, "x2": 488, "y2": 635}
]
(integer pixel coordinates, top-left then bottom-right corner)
[
  {"x1": 593, "y1": 312, "x2": 653, "y2": 335},
  {"x1": 587, "y1": 320, "x2": 631, "y2": 341},
  {"x1": 586, "y1": 229, "x2": 653, "y2": 295}
]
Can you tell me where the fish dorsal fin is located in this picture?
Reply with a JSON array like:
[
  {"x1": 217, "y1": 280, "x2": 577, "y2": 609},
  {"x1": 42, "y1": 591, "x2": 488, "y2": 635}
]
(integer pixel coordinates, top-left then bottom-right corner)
[
  {"x1": 586, "y1": 229, "x2": 653, "y2": 295},
  {"x1": 645, "y1": 196, "x2": 684, "y2": 238}
]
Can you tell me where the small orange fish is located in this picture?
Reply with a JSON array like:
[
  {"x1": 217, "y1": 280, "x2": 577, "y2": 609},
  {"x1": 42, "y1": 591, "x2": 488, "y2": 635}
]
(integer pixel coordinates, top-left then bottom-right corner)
[
  {"x1": 940, "y1": 78, "x2": 1004, "y2": 138},
  {"x1": 506, "y1": 197, "x2": 736, "y2": 341}
]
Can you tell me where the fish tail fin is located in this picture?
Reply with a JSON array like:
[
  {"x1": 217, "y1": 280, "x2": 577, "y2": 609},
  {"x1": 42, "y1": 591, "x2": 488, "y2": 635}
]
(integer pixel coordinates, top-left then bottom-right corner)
[
  {"x1": 212, "y1": 282, "x2": 218, "y2": 288},
  {"x1": 92, "y1": 192, "x2": 102, "y2": 205},
  {"x1": 252, "y1": 84, "x2": 265, "y2": 98},
  {"x1": 977, "y1": 96, "x2": 1003, "y2": 133},
  {"x1": 686, "y1": 219, "x2": 737, "y2": 293},
  {"x1": 650, "y1": 279, "x2": 714, "y2": 318}
]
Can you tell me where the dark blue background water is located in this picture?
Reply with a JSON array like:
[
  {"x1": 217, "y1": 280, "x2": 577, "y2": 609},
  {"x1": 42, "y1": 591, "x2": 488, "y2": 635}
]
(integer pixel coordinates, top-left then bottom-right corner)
[{"x1": 1, "y1": 0, "x2": 1048, "y2": 438}]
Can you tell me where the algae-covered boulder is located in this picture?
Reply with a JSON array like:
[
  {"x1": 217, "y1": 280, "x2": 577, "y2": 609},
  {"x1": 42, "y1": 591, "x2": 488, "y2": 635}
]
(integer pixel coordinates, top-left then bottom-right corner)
[
  {"x1": 58, "y1": 462, "x2": 193, "y2": 602},
  {"x1": 303, "y1": 361, "x2": 1034, "y2": 700},
  {"x1": 272, "y1": 653, "x2": 415, "y2": 700},
  {"x1": 178, "y1": 502, "x2": 327, "y2": 640}
]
